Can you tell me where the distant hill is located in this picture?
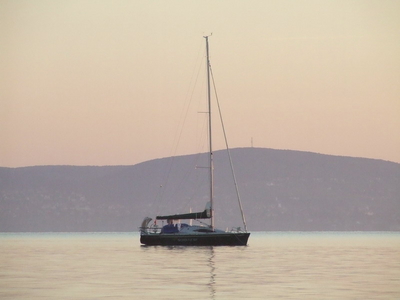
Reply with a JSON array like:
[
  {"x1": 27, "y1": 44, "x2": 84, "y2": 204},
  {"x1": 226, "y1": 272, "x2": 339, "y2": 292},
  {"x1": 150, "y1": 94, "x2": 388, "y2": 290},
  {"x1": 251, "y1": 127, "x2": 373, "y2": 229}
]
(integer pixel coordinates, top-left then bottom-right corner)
[{"x1": 1, "y1": 148, "x2": 399, "y2": 232}]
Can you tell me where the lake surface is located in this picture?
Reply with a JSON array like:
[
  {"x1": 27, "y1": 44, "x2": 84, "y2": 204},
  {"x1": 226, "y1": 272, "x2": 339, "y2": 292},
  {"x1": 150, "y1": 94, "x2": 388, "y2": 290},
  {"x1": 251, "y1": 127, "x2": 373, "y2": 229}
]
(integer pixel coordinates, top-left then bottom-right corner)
[{"x1": 0, "y1": 232, "x2": 399, "y2": 299}]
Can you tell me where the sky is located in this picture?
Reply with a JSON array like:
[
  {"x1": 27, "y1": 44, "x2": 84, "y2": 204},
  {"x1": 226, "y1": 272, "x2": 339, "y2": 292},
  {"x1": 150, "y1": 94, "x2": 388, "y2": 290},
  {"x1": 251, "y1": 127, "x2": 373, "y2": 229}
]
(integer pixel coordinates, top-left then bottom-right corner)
[{"x1": 1, "y1": 0, "x2": 399, "y2": 167}]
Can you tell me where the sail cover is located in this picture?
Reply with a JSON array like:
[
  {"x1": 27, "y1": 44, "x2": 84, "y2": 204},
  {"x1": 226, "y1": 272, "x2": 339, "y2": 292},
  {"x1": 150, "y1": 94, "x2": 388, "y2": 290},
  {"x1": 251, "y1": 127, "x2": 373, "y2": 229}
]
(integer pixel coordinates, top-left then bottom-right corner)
[{"x1": 156, "y1": 209, "x2": 210, "y2": 220}]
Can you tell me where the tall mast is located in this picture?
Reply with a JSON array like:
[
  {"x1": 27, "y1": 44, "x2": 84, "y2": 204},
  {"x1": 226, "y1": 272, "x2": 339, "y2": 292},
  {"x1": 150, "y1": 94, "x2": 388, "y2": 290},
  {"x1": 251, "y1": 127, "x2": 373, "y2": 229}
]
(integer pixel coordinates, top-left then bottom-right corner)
[{"x1": 204, "y1": 35, "x2": 214, "y2": 230}]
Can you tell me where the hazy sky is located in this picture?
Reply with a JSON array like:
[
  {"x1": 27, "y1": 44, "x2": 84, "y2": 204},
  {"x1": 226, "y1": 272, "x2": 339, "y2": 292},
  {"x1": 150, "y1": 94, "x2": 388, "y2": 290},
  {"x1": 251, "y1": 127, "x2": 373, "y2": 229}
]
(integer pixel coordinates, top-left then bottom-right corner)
[{"x1": 1, "y1": 0, "x2": 399, "y2": 167}]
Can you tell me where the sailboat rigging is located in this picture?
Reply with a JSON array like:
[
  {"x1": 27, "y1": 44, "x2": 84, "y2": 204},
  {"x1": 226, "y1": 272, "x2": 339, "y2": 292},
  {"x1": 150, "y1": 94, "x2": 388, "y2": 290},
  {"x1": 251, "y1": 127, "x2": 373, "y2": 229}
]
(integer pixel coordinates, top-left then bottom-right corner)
[{"x1": 139, "y1": 36, "x2": 250, "y2": 246}]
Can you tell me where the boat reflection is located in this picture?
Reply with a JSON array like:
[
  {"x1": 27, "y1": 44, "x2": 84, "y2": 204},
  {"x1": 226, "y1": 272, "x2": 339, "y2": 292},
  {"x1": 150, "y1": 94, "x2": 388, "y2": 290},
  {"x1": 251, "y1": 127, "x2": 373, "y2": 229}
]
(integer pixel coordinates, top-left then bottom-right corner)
[
  {"x1": 139, "y1": 245, "x2": 217, "y2": 299},
  {"x1": 207, "y1": 246, "x2": 216, "y2": 299}
]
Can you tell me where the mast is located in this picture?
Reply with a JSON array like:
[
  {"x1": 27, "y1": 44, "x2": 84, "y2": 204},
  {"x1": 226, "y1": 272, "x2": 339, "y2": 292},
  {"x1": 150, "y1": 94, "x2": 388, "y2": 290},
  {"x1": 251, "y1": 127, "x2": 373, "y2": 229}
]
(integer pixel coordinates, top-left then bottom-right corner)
[{"x1": 204, "y1": 35, "x2": 214, "y2": 230}]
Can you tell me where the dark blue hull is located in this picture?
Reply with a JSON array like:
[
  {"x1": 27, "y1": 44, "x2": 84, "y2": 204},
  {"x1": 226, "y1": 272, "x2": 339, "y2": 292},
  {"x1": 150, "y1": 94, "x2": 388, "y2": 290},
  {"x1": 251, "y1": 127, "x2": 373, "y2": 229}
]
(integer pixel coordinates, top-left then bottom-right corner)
[{"x1": 140, "y1": 232, "x2": 250, "y2": 246}]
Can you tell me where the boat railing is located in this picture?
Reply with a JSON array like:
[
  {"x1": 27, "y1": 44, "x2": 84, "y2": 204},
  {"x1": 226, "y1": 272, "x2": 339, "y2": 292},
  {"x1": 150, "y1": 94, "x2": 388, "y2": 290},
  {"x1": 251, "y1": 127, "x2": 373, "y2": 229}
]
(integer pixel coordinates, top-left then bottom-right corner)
[
  {"x1": 140, "y1": 225, "x2": 162, "y2": 234},
  {"x1": 229, "y1": 227, "x2": 245, "y2": 233}
]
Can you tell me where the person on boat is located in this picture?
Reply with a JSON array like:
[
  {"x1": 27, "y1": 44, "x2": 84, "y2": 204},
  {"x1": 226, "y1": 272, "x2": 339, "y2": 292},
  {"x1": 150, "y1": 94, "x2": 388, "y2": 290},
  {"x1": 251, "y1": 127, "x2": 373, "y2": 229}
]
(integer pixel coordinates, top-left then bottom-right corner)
[{"x1": 161, "y1": 219, "x2": 179, "y2": 233}]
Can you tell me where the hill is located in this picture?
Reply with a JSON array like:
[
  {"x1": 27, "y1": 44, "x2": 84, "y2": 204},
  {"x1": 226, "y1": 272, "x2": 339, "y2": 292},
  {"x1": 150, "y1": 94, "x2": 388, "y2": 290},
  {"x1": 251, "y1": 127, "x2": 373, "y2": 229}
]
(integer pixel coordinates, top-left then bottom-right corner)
[{"x1": 1, "y1": 148, "x2": 399, "y2": 232}]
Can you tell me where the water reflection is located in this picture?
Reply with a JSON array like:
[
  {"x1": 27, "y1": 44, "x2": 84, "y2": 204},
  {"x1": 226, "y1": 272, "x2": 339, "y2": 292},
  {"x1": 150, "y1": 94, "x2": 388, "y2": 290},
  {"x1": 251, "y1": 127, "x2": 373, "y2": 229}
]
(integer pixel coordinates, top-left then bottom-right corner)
[
  {"x1": 139, "y1": 245, "x2": 218, "y2": 299},
  {"x1": 207, "y1": 247, "x2": 216, "y2": 300},
  {"x1": 2, "y1": 233, "x2": 398, "y2": 299}
]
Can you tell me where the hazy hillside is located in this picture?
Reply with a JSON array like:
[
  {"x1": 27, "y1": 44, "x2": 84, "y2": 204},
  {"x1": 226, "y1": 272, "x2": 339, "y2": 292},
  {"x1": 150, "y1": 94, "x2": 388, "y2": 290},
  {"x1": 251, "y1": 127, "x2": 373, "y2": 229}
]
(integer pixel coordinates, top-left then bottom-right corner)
[{"x1": 1, "y1": 148, "x2": 399, "y2": 232}]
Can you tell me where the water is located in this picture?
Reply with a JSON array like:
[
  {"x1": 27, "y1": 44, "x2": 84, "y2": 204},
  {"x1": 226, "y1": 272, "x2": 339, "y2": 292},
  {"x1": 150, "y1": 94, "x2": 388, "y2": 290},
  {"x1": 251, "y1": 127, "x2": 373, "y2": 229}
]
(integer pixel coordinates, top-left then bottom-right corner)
[{"x1": 0, "y1": 232, "x2": 399, "y2": 299}]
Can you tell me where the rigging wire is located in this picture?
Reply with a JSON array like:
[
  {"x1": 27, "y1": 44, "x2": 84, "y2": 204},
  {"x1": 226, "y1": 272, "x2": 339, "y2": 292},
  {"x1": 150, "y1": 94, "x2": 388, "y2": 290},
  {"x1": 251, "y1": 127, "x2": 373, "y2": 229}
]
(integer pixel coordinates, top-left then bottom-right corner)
[
  {"x1": 152, "y1": 42, "x2": 206, "y2": 216},
  {"x1": 209, "y1": 64, "x2": 248, "y2": 232}
]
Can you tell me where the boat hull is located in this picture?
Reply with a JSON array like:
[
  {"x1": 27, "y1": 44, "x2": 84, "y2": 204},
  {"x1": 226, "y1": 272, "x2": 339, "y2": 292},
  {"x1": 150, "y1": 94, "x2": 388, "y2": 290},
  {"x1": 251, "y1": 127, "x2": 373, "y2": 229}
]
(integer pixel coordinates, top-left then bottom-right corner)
[{"x1": 140, "y1": 232, "x2": 250, "y2": 246}]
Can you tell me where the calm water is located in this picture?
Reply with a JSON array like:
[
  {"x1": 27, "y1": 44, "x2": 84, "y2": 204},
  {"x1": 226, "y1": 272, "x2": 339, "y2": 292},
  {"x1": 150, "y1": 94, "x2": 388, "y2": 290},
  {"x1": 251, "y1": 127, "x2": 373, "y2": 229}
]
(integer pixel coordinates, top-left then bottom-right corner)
[{"x1": 0, "y1": 232, "x2": 399, "y2": 299}]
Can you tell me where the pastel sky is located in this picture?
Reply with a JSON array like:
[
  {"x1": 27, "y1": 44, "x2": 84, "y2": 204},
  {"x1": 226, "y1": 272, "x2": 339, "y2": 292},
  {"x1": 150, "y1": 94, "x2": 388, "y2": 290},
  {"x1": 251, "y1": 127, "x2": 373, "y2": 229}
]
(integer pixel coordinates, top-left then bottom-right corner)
[{"x1": 1, "y1": 0, "x2": 399, "y2": 167}]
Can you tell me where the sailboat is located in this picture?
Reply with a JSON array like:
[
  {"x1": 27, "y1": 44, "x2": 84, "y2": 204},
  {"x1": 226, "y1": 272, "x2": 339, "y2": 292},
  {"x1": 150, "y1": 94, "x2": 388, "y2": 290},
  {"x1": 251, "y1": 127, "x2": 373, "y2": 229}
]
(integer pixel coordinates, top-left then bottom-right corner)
[{"x1": 139, "y1": 36, "x2": 250, "y2": 246}]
